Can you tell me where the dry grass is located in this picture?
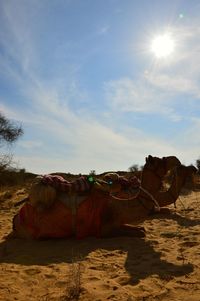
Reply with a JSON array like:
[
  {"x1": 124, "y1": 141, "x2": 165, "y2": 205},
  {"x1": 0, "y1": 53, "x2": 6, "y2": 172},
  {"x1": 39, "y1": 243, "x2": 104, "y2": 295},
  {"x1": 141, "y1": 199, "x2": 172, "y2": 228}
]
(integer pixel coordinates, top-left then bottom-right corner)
[{"x1": 62, "y1": 260, "x2": 82, "y2": 301}]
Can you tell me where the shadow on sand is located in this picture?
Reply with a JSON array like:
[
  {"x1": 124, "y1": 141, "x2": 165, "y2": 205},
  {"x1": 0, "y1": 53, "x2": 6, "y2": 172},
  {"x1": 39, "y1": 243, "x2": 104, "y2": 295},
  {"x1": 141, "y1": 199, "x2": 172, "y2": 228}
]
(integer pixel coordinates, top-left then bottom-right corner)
[
  {"x1": 0, "y1": 232, "x2": 194, "y2": 285},
  {"x1": 149, "y1": 208, "x2": 200, "y2": 227}
]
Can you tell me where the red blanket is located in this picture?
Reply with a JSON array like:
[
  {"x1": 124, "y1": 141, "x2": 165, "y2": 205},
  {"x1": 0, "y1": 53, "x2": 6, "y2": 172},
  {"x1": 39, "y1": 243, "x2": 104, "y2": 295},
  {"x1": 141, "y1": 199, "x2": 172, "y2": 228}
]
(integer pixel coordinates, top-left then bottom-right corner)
[{"x1": 14, "y1": 190, "x2": 110, "y2": 239}]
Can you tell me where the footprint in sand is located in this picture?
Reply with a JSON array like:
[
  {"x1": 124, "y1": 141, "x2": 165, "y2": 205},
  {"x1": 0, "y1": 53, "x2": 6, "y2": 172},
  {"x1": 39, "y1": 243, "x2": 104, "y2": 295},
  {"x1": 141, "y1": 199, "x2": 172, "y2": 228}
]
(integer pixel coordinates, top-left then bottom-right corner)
[
  {"x1": 181, "y1": 241, "x2": 198, "y2": 248},
  {"x1": 24, "y1": 268, "x2": 41, "y2": 276},
  {"x1": 116, "y1": 275, "x2": 130, "y2": 285},
  {"x1": 44, "y1": 273, "x2": 55, "y2": 279},
  {"x1": 55, "y1": 280, "x2": 68, "y2": 288},
  {"x1": 88, "y1": 276, "x2": 100, "y2": 281}
]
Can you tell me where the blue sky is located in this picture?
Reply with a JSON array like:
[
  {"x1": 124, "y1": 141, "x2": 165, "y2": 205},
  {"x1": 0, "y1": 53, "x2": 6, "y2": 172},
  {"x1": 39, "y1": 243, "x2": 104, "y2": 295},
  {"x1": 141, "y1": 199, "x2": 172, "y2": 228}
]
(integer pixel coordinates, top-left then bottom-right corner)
[{"x1": 1, "y1": 0, "x2": 200, "y2": 174}]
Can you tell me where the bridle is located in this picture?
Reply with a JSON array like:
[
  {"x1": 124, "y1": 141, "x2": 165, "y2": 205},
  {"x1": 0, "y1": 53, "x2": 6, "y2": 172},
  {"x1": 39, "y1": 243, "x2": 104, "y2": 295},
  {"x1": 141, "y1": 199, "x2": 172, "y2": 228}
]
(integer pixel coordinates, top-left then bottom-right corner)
[
  {"x1": 104, "y1": 160, "x2": 166, "y2": 212},
  {"x1": 108, "y1": 172, "x2": 161, "y2": 212},
  {"x1": 109, "y1": 186, "x2": 160, "y2": 211}
]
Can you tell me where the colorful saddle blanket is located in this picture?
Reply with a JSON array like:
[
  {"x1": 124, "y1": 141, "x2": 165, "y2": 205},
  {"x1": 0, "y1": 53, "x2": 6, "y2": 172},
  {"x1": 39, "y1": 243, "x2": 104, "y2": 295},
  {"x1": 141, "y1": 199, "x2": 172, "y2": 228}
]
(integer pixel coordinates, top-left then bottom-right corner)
[
  {"x1": 41, "y1": 174, "x2": 91, "y2": 193},
  {"x1": 13, "y1": 174, "x2": 141, "y2": 240},
  {"x1": 14, "y1": 190, "x2": 110, "y2": 240}
]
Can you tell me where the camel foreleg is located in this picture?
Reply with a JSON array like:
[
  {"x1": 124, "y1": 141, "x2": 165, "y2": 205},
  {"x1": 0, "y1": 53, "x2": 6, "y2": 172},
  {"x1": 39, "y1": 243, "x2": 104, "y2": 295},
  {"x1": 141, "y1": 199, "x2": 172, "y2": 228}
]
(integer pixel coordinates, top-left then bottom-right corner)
[{"x1": 101, "y1": 223, "x2": 146, "y2": 238}]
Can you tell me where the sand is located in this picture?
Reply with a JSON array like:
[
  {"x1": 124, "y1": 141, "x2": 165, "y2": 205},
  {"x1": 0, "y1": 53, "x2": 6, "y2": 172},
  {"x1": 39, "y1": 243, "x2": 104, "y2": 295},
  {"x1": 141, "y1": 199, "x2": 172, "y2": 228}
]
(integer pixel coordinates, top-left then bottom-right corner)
[{"x1": 0, "y1": 186, "x2": 200, "y2": 301}]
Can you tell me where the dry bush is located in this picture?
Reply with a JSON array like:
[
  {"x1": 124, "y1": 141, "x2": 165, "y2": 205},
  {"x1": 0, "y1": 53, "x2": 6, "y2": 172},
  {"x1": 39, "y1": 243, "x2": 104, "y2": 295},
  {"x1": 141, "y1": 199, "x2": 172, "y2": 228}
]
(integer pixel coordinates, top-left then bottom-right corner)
[
  {"x1": 192, "y1": 174, "x2": 200, "y2": 190},
  {"x1": 62, "y1": 260, "x2": 82, "y2": 301},
  {"x1": 0, "y1": 168, "x2": 36, "y2": 187}
]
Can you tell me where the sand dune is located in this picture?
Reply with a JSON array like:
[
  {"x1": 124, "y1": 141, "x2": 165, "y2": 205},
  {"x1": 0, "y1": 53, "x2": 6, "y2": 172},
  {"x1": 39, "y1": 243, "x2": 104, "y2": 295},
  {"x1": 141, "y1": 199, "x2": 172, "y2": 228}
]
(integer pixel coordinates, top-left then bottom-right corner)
[{"x1": 0, "y1": 187, "x2": 200, "y2": 301}]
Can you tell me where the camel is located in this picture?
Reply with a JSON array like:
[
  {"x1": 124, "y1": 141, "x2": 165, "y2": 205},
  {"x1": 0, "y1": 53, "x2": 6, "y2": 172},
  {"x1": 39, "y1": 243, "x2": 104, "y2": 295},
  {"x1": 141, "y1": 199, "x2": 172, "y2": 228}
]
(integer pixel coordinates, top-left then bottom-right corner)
[
  {"x1": 12, "y1": 155, "x2": 194, "y2": 239},
  {"x1": 100, "y1": 163, "x2": 196, "y2": 237}
]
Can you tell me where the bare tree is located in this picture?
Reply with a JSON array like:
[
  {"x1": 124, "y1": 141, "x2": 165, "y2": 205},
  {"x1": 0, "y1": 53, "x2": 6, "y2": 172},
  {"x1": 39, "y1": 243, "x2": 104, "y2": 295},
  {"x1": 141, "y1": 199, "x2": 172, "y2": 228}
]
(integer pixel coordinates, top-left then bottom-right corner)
[
  {"x1": 196, "y1": 158, "x2": 200, "y2": 175},
  {"x1": 0, "y1": 112, "x2": 23, "y2": 171},
  {"x1": 0, "y1": 113, "x2": 23, "y2": 144},
  {"x1": 129, "y1": 164, "x2": 140, "y2": 173}
]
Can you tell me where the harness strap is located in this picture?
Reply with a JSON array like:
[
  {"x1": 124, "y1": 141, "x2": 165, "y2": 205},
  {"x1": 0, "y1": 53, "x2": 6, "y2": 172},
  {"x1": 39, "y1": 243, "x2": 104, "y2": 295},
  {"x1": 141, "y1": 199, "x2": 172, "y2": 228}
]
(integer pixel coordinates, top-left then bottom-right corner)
[
  {"x1": 110, "y1": 189, "x2": 140, "y2": 201},
  {"x1": 139, "y1": 187, "x2": 160, "y2": 212},
  {"x1": 109, "y1": 185, "x2": 160, "y2": 212}
]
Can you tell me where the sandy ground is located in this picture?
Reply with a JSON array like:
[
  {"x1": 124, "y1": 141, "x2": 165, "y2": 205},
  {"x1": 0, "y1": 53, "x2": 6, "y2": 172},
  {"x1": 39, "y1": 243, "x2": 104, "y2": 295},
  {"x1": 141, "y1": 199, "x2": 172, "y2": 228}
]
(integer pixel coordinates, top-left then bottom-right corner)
[{"x1": 0, "y1": 186, "x2": 200, "y2": 301}]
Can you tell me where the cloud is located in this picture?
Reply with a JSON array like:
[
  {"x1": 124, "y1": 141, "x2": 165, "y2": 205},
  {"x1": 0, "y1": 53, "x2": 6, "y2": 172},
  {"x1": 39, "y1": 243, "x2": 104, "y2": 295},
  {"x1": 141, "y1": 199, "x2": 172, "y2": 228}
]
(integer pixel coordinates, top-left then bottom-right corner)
[
  {"x1": 145, "y1": 73, "x2": 200, "y2": 97},
  {"x1": 18, "y1": 140, "x2": 43, "y2": 150},
  {"x1": 98, "y1": 25, "x2": 110, "y2": 35},
  {"x1": 14, "y1": 126, "x2": 180, "y2": 174},
  {"x1": 1, "y1": 1, "x2": 200, "y2": 173},
  {"x1": 104, "y1": 21, "x2": 200, "y2": 121},
  {"x1": 0, "y1": 1, "x2": 37, "y2": 73},
  {"x1": 104, "y1": 77, "x2": 182, "y2": 121}
]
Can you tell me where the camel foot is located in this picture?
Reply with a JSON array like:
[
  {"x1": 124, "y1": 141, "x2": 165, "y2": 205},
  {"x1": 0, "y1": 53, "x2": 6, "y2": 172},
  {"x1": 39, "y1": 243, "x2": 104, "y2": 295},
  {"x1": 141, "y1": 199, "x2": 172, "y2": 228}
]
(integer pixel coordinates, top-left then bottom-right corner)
[
  {"x1": 101, "y1": 224, "x2": 146, "y2": 238},
  {"x1": 102, "y1": 225, "x2": 146, "y2": 238},
  {"x1": 151, "y1": 207, "x2": 172, "y2": 215}
]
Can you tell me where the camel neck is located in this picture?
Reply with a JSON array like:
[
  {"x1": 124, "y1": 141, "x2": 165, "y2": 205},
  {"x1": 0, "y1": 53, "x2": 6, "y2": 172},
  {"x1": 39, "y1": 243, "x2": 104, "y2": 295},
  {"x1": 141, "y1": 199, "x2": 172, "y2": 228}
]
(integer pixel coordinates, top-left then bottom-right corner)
[{"x1": 155, "y1": 167, "x2": 187, "y2": 207}]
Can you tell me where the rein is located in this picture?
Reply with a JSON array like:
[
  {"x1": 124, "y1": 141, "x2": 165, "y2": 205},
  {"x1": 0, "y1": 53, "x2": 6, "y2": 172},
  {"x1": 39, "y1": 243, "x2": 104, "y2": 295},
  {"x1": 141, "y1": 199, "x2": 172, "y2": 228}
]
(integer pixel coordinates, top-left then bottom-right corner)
[
  {"x1": 109, "y1": 189, "x2": 140, "y2": 201},
  {"x1": 109, "y1": 185, "x2": 160, "y2": 212},
  {"x1": 108, "y1": 163, "x2": 163, "y2": 212},
  {"x1": 139, "y1": 187, "x2": 160, "y2": 212}
]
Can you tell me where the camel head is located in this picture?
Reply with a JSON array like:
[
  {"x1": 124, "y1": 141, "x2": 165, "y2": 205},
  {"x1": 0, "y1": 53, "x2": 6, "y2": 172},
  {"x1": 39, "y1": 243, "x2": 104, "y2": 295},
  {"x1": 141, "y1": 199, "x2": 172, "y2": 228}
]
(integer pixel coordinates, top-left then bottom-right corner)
[
  {"x1": 176, "y1": 164, "x2": 197, "y2": 187},
  {"x1": 145, "y1": 155, "x2": 168, "y2": 179},
  {"x1": 145, "y1": 155, "x2": 181, "y2": 178}
]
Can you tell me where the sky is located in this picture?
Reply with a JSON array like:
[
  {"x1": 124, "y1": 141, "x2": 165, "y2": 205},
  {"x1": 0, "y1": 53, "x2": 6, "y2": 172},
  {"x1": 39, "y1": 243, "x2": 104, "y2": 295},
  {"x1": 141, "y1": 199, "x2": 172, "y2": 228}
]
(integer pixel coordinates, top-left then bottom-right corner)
[{"x1": 1, "y1": 0, "x2": 200, "y2": 175}]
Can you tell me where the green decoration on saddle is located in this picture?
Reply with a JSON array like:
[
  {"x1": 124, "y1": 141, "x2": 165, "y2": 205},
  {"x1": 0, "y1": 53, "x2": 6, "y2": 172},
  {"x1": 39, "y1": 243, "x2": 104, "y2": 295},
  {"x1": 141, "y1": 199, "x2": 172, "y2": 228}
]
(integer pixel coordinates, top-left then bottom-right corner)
[
  {"x1": 107, "y1": 180, "x2": 113, "y2": 185},
  {"x1": 87, "y1": 175, "x2": 95, "y2": 183}
]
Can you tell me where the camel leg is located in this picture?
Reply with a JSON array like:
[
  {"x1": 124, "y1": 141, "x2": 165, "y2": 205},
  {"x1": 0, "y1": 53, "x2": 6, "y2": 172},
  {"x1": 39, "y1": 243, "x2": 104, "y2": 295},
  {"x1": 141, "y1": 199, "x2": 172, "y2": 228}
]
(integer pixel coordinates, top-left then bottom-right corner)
[{"x1": 101, "y1": 223, "x2": 146, "y2": 238}]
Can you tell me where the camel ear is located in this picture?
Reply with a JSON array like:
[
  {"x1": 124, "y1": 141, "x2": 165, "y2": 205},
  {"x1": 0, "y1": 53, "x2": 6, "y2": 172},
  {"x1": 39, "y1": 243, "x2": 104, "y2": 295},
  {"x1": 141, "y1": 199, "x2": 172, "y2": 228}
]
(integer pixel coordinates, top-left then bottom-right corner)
[
  {"x1": 146, "y1": 155, "x2": 153, "y2": 163},
  {"x1": 147, "y1": 155, "x2": 153, "y2": 163}
]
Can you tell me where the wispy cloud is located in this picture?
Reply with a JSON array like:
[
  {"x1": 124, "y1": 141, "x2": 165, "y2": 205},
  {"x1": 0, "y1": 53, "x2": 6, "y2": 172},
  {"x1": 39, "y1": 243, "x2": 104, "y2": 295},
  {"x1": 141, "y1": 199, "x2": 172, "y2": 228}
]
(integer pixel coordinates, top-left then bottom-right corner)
[
  {"x1": 145, "y1": 73, "x2": 200, "y2": 97},
  {"x1": 105, "y1": 20, "x2": 200, "y2": 121},
  {"x1": 18, "y1": 140, "x2": 43, "y2": 150},
  {"x1": 104, "y1": 77, "x2": 182, "y2": 121},
  {"x1": 98, "y1": 25, "x2": 110, "y2": 35}
]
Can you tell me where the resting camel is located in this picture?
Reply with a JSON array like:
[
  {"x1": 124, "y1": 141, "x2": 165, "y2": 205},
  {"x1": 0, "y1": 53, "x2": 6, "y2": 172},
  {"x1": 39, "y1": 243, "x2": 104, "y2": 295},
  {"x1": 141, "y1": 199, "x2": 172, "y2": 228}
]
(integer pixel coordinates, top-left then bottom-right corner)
[
  {"x1": 101, "y1": 163, "x2": 196, "y2": 237},
  {"x1": 12, "y1": 155, "x2": 195, "y2": 239}
]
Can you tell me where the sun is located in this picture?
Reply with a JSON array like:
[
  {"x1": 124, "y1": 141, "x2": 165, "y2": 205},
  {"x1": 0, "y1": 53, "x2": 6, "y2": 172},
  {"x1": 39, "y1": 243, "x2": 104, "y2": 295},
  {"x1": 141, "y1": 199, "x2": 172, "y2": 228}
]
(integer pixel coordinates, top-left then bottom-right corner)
[{"x1": 151, "y1": 33, "x2": 175, "y2": 58}]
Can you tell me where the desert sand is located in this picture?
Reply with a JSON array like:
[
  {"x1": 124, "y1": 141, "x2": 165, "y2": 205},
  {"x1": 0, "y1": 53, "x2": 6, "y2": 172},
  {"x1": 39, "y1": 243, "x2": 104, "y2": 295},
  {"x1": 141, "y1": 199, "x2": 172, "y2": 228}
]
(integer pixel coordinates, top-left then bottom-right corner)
[{"x1": 0, "y1": 184, "x2": 200, "y2": 301}]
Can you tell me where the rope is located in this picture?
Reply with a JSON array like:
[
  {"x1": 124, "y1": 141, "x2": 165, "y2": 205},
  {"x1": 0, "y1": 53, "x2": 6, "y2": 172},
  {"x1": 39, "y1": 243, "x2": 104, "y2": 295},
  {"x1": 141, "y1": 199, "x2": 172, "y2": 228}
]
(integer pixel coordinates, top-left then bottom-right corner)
[
  {"x1": 109, "y1": 185, "x2": 160, "y2": 212},
  {"x1": 139, "y1": 187, "x2": 160, "y2": 212},
  {"x1": 109, "y1": 189, "x2": 140, "y2": 201}
]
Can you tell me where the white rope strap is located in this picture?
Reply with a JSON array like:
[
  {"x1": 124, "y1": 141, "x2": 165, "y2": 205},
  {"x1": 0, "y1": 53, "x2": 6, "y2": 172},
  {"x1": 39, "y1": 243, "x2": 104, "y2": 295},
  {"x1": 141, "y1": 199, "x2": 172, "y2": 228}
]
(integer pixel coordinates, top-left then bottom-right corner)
[
  {"x1": 109, "y1": 189, "x2": 140, "y2": 201},
  {"x1": 139, "y1": 187, "x2": 160, "y2": 212}
]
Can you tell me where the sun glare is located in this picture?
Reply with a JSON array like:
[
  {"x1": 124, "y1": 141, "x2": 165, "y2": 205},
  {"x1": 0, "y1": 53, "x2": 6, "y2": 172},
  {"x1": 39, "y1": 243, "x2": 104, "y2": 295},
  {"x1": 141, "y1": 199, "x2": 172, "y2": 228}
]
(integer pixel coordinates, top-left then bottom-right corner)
[{"x1": 151, "y1": 33, "x2": 175, "y2": 58}]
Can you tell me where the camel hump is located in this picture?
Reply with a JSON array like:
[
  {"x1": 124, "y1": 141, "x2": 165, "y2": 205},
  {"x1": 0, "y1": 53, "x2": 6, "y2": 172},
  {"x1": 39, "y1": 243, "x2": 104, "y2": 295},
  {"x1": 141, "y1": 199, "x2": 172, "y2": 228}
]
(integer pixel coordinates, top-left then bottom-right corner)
[
  {"x1": 41, "y1": 174, "x2": 90, "y2": 192},
  {"x1": 28, "y1": 175, "x2": 91, "y2": 212}
]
